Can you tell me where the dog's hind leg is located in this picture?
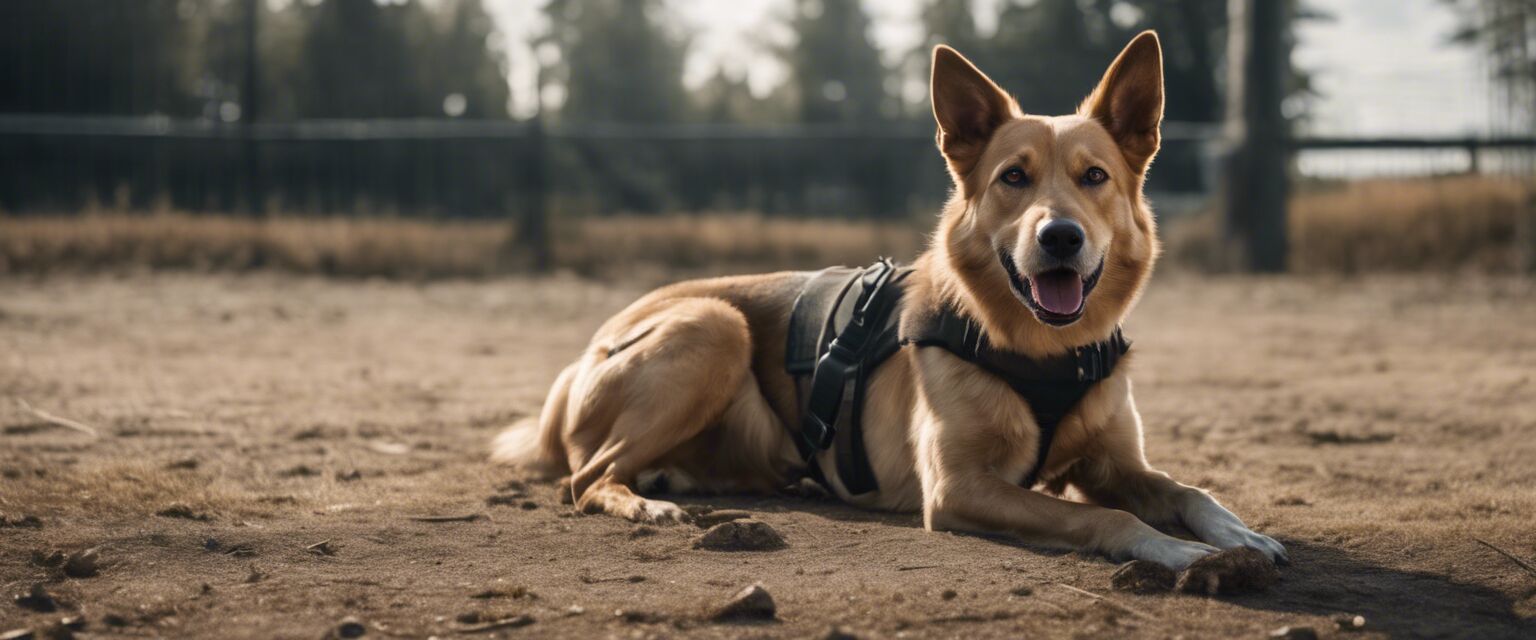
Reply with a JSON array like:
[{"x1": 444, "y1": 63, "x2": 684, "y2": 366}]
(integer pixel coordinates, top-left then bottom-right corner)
[{"x1": 561, "y1": 297, "x2": 754, "y2": 524}]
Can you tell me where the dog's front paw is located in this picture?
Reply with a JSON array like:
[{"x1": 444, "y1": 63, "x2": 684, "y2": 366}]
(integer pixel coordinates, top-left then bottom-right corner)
[
  {"x1": 630, "y1": 498, "x2": 691, "y2": 525},
  {"x1": 1127, "y1": 535, "x2": 1219, "y2": 571},
  {"x1": 1202, "y1": 525, "x2": 1289, "y2": 565}
]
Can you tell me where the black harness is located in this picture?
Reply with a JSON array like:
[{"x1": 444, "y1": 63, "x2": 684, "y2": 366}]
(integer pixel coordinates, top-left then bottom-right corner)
[{"x1": 786, "y1": 259, "x2": 1131, "y2": 495}]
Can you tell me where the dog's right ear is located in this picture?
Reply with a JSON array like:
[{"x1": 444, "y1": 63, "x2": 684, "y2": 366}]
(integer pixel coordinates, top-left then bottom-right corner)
[{"x1": 931, "y1": 45, "x2": 1015, "y2": 190}]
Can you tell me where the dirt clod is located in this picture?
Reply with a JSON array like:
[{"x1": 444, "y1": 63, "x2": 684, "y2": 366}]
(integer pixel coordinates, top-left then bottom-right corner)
[
  {"x1": 1175, "y1": 547, "x2": 1279, "y2": 596},
  {"x1": 693, "y1": 520, "x2": 786, "y2": 552},
  {"x1": 0, "y1": 514, "x2": 43, "y2": 529},
  {"x1": 1270, "y1": 625, "x2": 1319, "y2": 640},
  {"x1": 1110, "y1": 560, "x2": 1177, "y2": 593},
  {"x1": 62, "y1": 548, "x2": 100, "y2": 578},
  {"x1": 711, "y1": 583, "x2": 777, "y2": 622},
  {"x1": 14, "y1": 584, "x2": 57, "y2": 613},
  {"x1": 155, "y1": 503, "x2": 212, "y2": 521}
]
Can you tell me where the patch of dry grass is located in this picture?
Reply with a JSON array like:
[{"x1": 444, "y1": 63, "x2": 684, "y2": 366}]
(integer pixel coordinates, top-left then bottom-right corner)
[
  {"x1": 1166, "y1": 175, "x2": 1536, "y2": 273},
  {"x1": 0, "y1": 211, "x2": 928, "y2": 278},
  {"x1": 5, "y1": 176, "x2": 1532, "y2": 277}
]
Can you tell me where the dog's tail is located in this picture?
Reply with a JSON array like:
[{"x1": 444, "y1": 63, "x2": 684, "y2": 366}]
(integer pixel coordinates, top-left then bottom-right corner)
[{"x1": 490, "y1": 364, "x2": 575, "y2": 478}]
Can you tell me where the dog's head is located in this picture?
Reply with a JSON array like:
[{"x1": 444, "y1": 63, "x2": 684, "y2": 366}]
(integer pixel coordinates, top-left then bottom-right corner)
[{"x1": 930, "y1": 32, "x2": 1162, "y2": 348}]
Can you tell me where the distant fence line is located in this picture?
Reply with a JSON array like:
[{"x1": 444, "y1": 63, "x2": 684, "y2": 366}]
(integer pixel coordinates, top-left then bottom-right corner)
[
  {"x1": 0, "y1": 114, "x2": 1220, "y2": 219},
  {"x1": 1, "y1": 113, "x2": 1532, "y2": 222}
]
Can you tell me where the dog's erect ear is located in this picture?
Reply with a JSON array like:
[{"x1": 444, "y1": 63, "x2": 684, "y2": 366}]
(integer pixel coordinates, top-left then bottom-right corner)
[
  {"x1": 1082, "y1": 31, "x2": 1164, "y2": 175},
  {"x1": 931, "y1": 45, "x2": 1015, "y2": 187}
]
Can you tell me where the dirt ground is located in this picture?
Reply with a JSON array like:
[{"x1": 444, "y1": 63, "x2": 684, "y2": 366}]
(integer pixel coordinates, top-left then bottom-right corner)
[{"x1": 2, "y1": 271, "x2": 1534, "y2": 639}]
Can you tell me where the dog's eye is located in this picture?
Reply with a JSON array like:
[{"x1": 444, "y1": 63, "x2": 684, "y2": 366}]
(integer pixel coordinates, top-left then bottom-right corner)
[
  {"x1": 1000, "y1": 167, "x2": 1029, "y2": 187},
  {"x1": 1081, "y1": 167, "x2": 1109, "y2": 186}
]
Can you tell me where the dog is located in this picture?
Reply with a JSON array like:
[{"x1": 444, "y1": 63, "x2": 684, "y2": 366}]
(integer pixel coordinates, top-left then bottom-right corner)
[{"x1": 493, "y1": 31, "x2": 1286, "y2": 570}]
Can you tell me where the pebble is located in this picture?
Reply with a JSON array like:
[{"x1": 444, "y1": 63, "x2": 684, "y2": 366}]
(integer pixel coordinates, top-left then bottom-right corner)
[
  {"x1": 1175, "y1": 547, "x2": 1279, "y2": 595},
  {"x1": 1333, "y1": 614, "x2": 1367, "y2": 632},
  {"x1": 333, "y1": 616, "x2": 367, "y2": 638},
  {"x1": 693, "y1": 520, "x2": 786, "y2": 551},
  {"x1": 1110, "y1": 560, "x2": 1176, "y2": 593},
  {"x1": 63, "y1": 548, "x2": 100, "y2": 578},
  {"x1": 711, "y1": 583, "x2": 777, "y2": 622},
  {"x1": 1270, "y1": 625, "x2": 1319, "y2": 640}
]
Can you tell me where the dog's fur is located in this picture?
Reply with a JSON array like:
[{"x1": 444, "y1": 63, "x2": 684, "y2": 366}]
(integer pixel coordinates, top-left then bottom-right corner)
[{"x1": 493, "y1": 32, "x2": 1286, "y2": 569}]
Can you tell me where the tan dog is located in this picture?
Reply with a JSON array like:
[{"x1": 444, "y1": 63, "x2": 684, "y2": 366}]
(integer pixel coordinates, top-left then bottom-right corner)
[{"x1": 493, "y1": 32, "x2": 1286, "y2": 570}]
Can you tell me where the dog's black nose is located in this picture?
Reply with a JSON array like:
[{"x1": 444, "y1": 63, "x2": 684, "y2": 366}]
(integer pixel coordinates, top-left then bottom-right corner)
[{"x1": 1037, "y1": 218, "x2": 1085, "y2": 260}]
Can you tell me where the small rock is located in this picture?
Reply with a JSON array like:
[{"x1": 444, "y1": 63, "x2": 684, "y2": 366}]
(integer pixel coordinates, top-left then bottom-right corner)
[
  {"x1": 692, "y1": 509, "x2": 753, "y2": 528},
  {"x1": 564, "y1": 605, "x2": 585, "y2": 616},
  {"x1": 693, "y1": 520, "x2": 786, "y2": 552},
  {"x1": 333, "y1": 616, "x2": 367, "y2": 638},
  {"x1": 1009, "y1": 586, "x2": 1034, "y2": 597},
  {"x1": 63, "y1": 548, "x2": 100, "y2": 578},
  {"x1": 14, "y1": 584, "x2": 57, "y2": 613},
  {"x1": 1271, "y1": 625, "x2": 1319, "y2": 640},
  {"x1": 711, "y1": 583, "x2": 776, "y2": 622},
  {"x1": 1333, "y1": 614, "x2": 1367, "y2": 632},
  {"x1": 155, "y1": 504, "x2": 211, "y2": 522},
  {"x1": 1175, "y1": 547, "x2": 1279, "y2": 596},
  {"x1": 940, "y1": 589, "x2": 958, "y2": 600},
  {"x1": 1110, "y1": 560, "x2": 1176, "y2": 594},
  {"x1": 821, "y1": 626, "x2": 861, "y2": 640},
  {"x1": 615, "y1": 609, "x2": 666, "y2": 624}
]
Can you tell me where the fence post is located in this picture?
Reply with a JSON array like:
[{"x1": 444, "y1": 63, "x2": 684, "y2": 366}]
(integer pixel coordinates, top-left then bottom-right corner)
[
  {"x1": 1219, "y1": 0, "x2": 1290, "y2": 272},
  {"x1": 517, "y1": 114, "x2": 553, "y2": 271},
  {"x1": 242, "y1": 0, "x2": 263, "y2": 216}
]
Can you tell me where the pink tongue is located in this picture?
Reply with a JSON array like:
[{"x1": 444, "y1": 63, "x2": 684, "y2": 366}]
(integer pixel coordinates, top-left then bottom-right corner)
[{"x1": 1030, "y1": 271, "x2": 1084, "y2": 315}]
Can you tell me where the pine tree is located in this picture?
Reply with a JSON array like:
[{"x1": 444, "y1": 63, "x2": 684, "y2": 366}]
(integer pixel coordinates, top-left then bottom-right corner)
[{"x1": 776, "y1": 0, "x2": 891, "y2": 123}]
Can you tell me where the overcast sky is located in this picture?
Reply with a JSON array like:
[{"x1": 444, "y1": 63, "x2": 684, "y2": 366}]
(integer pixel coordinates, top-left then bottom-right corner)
[{"x1": 483, "y1": 0, "x2": 1497, "y2": 135}]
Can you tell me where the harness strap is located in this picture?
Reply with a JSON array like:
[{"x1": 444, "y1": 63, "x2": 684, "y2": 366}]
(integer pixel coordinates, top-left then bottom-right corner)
[
  {"x1": 786, "y1": 259, "x2": 1131, "y2": 495},
  {"x1": 902, "y1": 311, "x2": 1130, "y2": 487}
]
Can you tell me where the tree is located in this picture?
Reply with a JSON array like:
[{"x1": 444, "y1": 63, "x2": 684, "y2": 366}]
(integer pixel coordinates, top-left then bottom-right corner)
[
  {"x1": 542, "y1": 0, "x2": 689, "y2": 123},
  {"x1": 1447, "y1": 0, "x2": 1536, "y2": 132},
  {"x1": 775, "y1": 0, "x2": 891, "y2": 123},
  {"x1": 0, "y1": 0, "x2": 199, "y2": 116}
]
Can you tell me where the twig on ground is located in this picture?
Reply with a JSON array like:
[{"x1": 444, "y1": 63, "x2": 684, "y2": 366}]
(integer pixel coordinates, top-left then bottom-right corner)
[
  {"x1": 455, "y1": 615, "x2": 534, "y2": 633},
  {"x1": 1474, "y1": 538, "x2": 1536, "y2": 578},
  {"x1": 1052, "y1": 583, "x2": 1159, "y2": 621},
  {"x1": 18, "y1": 399, "x2": 99, "y2": 438},
  {"x1": 407, "y1": 513, "x2": 484, "y2": 523}
]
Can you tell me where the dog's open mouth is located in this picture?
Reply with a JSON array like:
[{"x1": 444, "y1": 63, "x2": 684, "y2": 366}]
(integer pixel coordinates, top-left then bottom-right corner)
[{"x1": 999, "y1": 249, "x2": 1104, "y2": 326}]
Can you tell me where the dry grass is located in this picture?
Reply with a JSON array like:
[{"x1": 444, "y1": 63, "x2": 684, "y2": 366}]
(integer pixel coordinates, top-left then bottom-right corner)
[
  {"x1": 1166, "y1": 175, "x2": 1536, "y2": 273},
  {"x1": 4, "y1": 176, "x2": 1532, "y2": 278},
  {"x1": 0, "y1": 211, "x2": 928, "y2": 279}
]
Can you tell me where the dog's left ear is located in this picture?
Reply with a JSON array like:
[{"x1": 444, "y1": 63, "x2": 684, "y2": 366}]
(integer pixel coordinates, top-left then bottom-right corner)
[{"x1": 1082, "y1": 31, "x2": 1164, "y2": 175}]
